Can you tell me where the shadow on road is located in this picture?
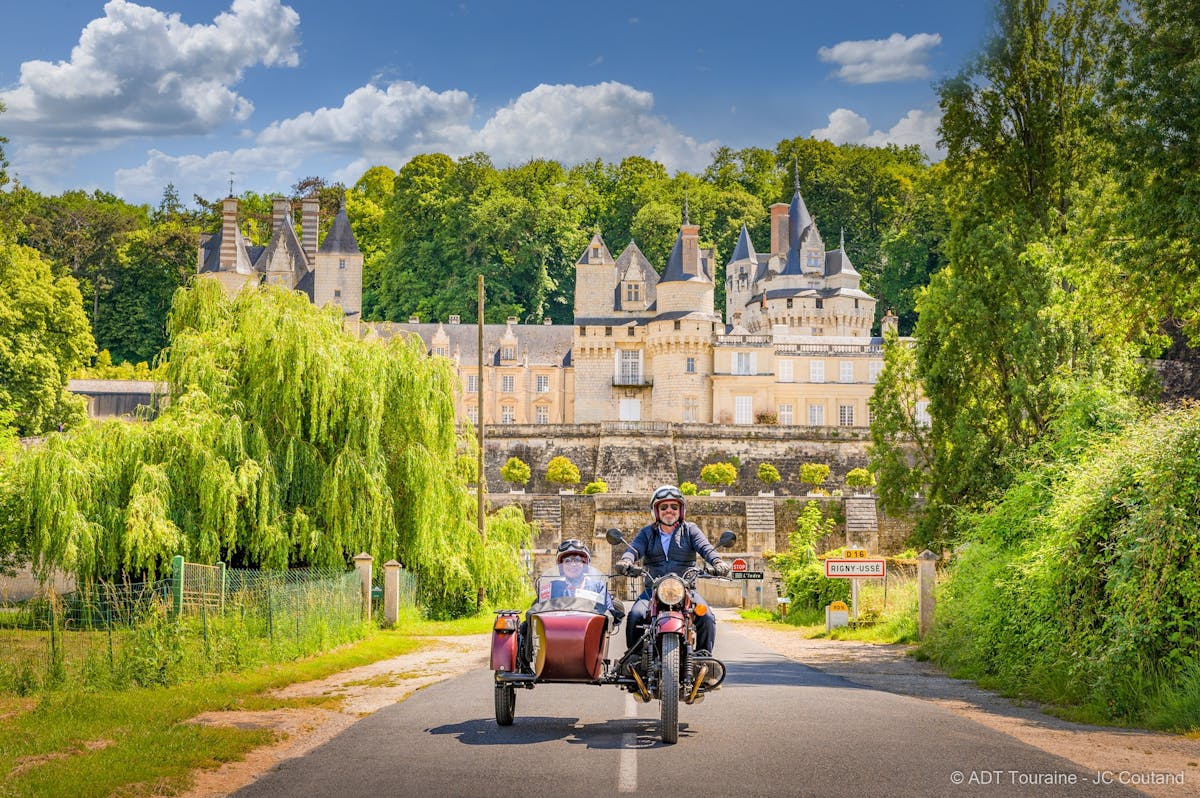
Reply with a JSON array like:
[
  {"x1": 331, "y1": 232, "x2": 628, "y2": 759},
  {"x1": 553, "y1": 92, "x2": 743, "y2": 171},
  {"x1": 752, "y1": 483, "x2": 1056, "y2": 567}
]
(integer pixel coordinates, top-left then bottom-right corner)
[
  {"x1": 723, "y1": 650, "x2": 873, "y2": 690},
  {"x1": 427, "y1": 716, "x2": 692, "y2": 749}
]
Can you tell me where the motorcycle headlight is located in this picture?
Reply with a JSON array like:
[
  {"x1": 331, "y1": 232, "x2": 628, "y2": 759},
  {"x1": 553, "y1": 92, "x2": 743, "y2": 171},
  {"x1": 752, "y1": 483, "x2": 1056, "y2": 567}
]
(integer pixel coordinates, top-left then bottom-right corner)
[{"x1": 655, "y1": 576, "x2": 687, "y2": 607}]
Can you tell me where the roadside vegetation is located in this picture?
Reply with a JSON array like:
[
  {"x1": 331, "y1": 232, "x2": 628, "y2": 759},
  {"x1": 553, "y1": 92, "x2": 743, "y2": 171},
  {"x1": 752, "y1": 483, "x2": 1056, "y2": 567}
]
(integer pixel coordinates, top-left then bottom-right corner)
[{"x1": 0, "y1": 613, "x2": 492, "y2": 798}]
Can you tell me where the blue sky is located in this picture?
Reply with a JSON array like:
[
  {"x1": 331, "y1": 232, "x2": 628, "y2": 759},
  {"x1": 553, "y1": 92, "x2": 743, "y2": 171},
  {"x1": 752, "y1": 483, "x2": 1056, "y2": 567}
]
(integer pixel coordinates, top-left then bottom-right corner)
[{"x1": 0, "y1": 0, "x2": 990, "y2": 205}]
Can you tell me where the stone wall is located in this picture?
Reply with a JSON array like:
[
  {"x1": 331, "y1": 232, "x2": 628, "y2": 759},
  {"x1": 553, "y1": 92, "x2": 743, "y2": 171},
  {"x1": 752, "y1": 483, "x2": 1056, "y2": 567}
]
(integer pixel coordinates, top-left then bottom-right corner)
[{"x1": 482, "y1": 422, "x2": 873, "y2": 495}]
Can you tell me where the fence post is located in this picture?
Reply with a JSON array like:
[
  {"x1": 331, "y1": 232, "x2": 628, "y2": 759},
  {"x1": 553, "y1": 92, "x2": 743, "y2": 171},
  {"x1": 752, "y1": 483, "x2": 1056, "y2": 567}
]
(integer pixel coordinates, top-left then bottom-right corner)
[
  {"x1": 353, "y1": 552, "x2": 373, "y2": 622},
  {"x1": 918, "y1": 549, "x2": 939, "y2": 639},
  {"x1": 383, "y1": 560, "x2": 402, "y2": 627},
  {"x1": 218, "y1": 561, "x2": 226, "y2": 613},
  {"x1": 171, "y1": 555, "x2": 184, "y2": 617}
]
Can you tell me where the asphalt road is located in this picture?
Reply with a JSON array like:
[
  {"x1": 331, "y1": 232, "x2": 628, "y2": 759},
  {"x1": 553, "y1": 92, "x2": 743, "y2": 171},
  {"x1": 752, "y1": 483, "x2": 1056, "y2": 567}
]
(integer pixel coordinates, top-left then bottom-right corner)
[{"x1": 234, "y1": 627, "x2": 1144, "y2": 798}]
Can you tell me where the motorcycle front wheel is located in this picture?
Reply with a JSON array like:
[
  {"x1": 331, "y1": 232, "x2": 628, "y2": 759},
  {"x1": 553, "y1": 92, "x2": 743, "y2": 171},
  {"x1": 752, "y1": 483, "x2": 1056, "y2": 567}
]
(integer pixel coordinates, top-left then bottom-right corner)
[
  {"x1": 660, "y1": 633, "x2": 680, "y2": 744},
  {"x1": 495, "y1": 683, "x2": 516, "y2": 726}
]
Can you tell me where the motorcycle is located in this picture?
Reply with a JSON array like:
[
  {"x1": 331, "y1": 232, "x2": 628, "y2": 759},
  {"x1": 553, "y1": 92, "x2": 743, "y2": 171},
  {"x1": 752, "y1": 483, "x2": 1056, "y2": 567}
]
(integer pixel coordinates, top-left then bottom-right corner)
[{"x1": 490, "y1": 527, "x2": 736, "y2": 744}]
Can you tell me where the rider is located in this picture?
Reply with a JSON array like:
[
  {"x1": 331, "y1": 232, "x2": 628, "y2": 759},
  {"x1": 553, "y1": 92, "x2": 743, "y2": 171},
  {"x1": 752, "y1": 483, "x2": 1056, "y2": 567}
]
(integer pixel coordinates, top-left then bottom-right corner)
[
  {"x1": 614, "y1": 485, "x2": 730, "y2": 655},
  {"x1": 549, "y1": 539, "x2": 610, "y2": 607}
]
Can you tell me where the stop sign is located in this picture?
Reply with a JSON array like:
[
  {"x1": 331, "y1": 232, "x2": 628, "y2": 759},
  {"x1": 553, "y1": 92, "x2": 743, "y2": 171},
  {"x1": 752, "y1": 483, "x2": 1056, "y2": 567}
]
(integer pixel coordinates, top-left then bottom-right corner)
[{"x1": 731, "y1": 558, "x2": 748, "y2": 572}]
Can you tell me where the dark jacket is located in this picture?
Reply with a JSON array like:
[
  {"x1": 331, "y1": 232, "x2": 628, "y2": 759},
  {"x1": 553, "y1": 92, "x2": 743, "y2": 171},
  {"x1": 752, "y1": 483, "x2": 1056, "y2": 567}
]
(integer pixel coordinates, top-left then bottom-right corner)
[{"x1": 619, "y1": 520, "x2": 723, "y2": 580}]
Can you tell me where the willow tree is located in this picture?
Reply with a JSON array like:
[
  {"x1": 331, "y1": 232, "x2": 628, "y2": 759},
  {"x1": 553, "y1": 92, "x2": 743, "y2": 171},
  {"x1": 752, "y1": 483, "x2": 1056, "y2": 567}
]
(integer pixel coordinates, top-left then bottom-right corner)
[{"x1": 3, "y1": 279, "x2": 530, "y2": 616}]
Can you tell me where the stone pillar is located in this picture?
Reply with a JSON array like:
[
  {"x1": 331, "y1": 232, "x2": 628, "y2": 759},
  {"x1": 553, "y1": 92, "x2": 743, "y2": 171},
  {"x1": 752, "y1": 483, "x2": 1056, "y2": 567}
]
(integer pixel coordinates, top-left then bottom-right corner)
[
  {"x1": 918, "y1": 549, "x2": 939, "y2": 639},
  {"x1": 383, "y1": 559, "x2": 402, "y2": 627},
  {"x1": 353, "y1": 552, "x2": 373, "y2": 622},
  {"x1": 219, "y1": 197, "x2": 239, "y2": 269},
  {"x1": 301, "y1": 198, "x2": 320, "y2": 263}
]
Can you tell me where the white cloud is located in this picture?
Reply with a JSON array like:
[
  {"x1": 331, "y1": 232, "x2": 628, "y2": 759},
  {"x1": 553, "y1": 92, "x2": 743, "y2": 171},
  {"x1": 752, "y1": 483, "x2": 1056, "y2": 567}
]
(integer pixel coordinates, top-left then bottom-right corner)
[
  {"x1": 476, "y1": 82, "x2": 715, "y2": 173},
  {"x1": 811, "y1": 108, "x2": 944, "y2": 160},
  {"x1": 818, "y1": 33, "x2": 941, "y2": 84},
  {"x1": 0, "y1": 0, "x2": 300, "y2": 144},
  {"x1": 115, "y1": 79, "x2": 718, "y2": 201}
]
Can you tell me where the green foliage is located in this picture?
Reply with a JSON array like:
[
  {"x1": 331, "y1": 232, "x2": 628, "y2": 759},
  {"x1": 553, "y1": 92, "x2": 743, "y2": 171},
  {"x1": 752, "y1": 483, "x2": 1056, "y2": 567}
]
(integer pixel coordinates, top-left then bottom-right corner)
[
  {"x1": 582, "y1": 480, "x2": 608, "y2": 495},
  {"x1": 756, "y1": 462, "x2": 781, "y2": 486},
  {"x1": 499, "y1": 456, "x2": 531, "y2": 486},
  {"x1": 545, "y1": 455, "x2": 580, "y2": 487},
  {"x1": 845, "y1": 468, "x2": 875, "y2": 489},
  {"x1": 700, "y1": 461, "x2": 737, "y2": 487},
  {"x1": 769, "y1": 502, "x2": 845, "y2": 610},
  {"x1": 0, "y1": 281, "x2": 530, "y2": 617},
  {"x1": 75, "y1": 350, "x2": 163, "y2": 381},
  {"x1": 925, "y1": 398, "x2": 1200, "y2": 729},
  {"x1": 679, "y1": 481, "x2": 698, "y2": 496},
  {"x1": 798, "y1": 463, "x2": 830, "y2": 491},
  {"x1": 0, "y1": 241, "x2": 93, "y2": 435},
  {"x1": 868, "y1": 331, "x2": 932, "y2": 515}
]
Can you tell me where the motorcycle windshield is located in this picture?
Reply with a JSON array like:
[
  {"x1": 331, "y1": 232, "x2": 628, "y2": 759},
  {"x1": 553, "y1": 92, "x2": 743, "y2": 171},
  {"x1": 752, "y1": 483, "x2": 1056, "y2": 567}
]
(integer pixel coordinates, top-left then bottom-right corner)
[{"x1": 532, "y1": 565, "x2": 612, "y2": 614}]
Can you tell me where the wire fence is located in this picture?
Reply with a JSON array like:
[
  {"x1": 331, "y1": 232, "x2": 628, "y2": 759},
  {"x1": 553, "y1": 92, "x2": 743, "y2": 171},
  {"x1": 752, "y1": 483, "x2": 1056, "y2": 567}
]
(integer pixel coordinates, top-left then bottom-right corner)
[{"x1": 0, "y1": 560, "x2": 416, "y2": 696}]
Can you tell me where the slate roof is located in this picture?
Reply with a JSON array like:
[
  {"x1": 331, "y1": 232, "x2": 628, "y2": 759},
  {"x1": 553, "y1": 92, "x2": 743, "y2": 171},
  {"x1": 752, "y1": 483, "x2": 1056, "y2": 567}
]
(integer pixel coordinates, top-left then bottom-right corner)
[
  {"x1": 369, "y1": 322, "x2": 575, "y2": 367},
  {"x1": 576, "y1": 232, "x2": 615, "y2": 265},
  {"x1": 659, "y1": 231, "x2": 714, "y2": 283},
  {"x1": 254, "y1": 218, "x2": 308, "y2": 274},
  {"x1": 318, "y1": 204, "x2": 360, "y2": 255},
  {"x1": 726, "y1": 224, "x2": 758, "y2": 265},
  {"x1": 825, "y1": 248, "x2": 859, "y2": 277},
  {"x1": 295, "y1": 268, "x2": 315, "y2": 300},
  {"x1": 613, "y1": 240, "x2": 659, "y2": 310}
]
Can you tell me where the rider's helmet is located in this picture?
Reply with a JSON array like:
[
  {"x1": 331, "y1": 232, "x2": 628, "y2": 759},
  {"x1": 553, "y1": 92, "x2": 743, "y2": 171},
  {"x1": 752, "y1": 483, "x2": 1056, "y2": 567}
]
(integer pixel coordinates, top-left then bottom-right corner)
[
  {"x1": 556, "y1": 539, "x2": 591, "y2": 566},
  {"x1": 650, "y1": 484, "x2": 686, "y2": 522}
]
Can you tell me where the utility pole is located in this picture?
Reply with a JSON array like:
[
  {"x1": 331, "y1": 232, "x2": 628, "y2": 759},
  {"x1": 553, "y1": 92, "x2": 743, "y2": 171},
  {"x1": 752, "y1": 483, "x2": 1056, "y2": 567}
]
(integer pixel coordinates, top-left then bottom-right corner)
[{"x1": 477, "y1": 273, "x2": 486, "y2": 609}]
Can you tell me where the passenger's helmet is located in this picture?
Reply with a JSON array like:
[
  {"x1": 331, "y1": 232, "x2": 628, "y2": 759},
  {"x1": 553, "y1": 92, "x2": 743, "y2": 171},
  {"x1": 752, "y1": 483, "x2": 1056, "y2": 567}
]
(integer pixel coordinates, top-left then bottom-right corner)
[
  {"x1": 650, "y1": 484, "x2": 686, "y2": 522},
  {"x1": 556, "y1": 538, "x2": 591, "y2": 565}
]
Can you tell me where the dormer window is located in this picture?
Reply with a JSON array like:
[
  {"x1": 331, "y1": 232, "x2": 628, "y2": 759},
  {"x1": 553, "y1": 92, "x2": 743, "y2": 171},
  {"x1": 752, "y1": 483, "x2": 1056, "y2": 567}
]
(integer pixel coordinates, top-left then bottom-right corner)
[
  {"x1": 592, "y1": 246, "x2": 600, "y2": 258},
  {"x1": 501, "y1": 346, "x2": 515, "y2": 361},
  {"x1": 338, "y1": 258, "x2": 346, "y2": 270},
  {"x1": 624, "y1": 282, "x2": 641, "y2": 303},
  {"x1": 815, "y1": 299, "x2": 823, "y2": 309}
]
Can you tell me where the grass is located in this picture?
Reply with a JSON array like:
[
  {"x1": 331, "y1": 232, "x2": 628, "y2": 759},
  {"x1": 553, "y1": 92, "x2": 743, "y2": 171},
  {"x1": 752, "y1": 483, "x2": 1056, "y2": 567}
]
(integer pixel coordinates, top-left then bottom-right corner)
[
  {"x1": 736, "y1": 575, "x2": 921, "y2": 645},
  {"x1": 0, "y1": 613, "x2": 492, "y2": 798}
]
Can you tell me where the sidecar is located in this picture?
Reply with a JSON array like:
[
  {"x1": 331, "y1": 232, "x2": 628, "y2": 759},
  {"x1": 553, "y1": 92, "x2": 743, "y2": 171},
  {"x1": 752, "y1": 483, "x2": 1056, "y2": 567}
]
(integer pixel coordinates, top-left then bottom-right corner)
[{"x1": 490, "y1": 565, "x2": 621, "y2": 725}]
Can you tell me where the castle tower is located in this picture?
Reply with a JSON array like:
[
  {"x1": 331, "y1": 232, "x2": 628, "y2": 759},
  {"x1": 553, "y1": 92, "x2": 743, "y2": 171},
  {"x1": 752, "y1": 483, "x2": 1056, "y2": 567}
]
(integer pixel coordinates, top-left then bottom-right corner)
[
  {"x1": 724, "y1": 224, "x2": 759, "y2": 322},
  {"x1": 314, "y1": 203, "x2": 362, "y2": 314},
  {"x1": 573, "y1": 233, "x2": 617, "y2": 320}
]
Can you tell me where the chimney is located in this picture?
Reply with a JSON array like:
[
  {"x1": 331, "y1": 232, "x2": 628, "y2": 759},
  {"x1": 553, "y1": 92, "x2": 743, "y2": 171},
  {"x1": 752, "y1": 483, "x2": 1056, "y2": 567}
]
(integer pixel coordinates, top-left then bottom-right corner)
[
  {"x1": 219, "y1": 197, "x2": 239, "y2": 270},
  {"x1": 882, "y1": 309, "x2": 899, "y2": 336},
  {"x1": 272, "y1": 197, "x2": 292, "y2": 232},
  {"x1": 681, "y1": 223, "x2": 700, "y2": 277},
  {"x1": 301, "y1": 197, "x2": 320, "y2": 263},
  {"x1": 769, "y1": 203, "x2": 789, "y2": 255},
  {"x1": 448, "y1": 314, "x2": 461, "y2": 324},
  {"x1": 543, "y1": 317, "x2": 552, "y2": 325}
]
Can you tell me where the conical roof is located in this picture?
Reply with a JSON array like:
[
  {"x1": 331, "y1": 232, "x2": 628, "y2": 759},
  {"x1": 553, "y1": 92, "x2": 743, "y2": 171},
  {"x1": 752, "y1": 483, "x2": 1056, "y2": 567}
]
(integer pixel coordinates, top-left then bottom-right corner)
[
  {"x1": 726, "y1": 224, "x2": 758, "y2": 265},
  {"x1": 319, "y1": 204, "x2": 360, "y2": 255},
  {"x1": 576, "y1": 232, "x2": 615, "y2": 265}
]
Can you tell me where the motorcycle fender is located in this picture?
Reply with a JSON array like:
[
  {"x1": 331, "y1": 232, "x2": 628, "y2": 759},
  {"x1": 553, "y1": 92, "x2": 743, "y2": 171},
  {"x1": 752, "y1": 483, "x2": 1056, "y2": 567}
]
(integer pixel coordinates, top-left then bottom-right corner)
[
  {"x1": 490, "y1": 629, "x2": 518, "y2": 672},
  {"x1": 656, "y1": 612, "x2": 686, "y2": 636}
]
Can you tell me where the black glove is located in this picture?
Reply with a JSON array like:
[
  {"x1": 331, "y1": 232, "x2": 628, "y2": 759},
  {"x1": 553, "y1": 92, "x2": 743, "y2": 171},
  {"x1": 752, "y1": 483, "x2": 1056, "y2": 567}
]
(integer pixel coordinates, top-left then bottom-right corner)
[
  {"x1": 614, "y1": 560, "x2": 633, "y2": 576},
  {"x1": 711, "y1": 560, "x2": 731, "y2": 577}
]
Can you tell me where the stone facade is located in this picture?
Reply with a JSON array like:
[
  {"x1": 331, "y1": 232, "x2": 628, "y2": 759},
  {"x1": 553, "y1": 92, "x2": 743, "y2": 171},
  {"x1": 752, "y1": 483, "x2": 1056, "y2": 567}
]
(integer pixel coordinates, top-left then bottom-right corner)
[
  {"x1": 386, "y1": 181, "x2": 914, "y2": 430},
  {"x1": 197, "y1": 195, "x2": 362, "y2": 316}
]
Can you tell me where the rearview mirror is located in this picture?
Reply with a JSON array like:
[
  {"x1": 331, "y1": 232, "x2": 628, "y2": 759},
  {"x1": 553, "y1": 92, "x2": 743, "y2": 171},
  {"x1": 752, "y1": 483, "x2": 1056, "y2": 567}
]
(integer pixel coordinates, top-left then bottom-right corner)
[
  {"x1": 605, "y1": 528, "x2": 626, "y2": 546},
  {"x1": 717, "y1": 530, "x2": 736, "y2": 549}
]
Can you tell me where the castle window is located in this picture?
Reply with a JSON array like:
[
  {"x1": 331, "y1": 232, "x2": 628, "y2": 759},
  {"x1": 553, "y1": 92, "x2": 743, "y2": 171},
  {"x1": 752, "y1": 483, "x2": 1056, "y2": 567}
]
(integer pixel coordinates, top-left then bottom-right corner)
[
  {"x1": 434, "y1": 347, "x2": 446, "y2": 357},
  {"x1": 501, "y1": 375, "x2": 515, "y2": 393},
  {"x1": 625, "y1": 282, "x2": 640, "y2": 302},
  {"x1": 686, "y1": 357, "x2": 695, "y2": 374},
  {"x1": 579, "y1": 326, "x2": 587, "y2": 335},
  {"x1": 466, "y1": 405, "x2": 478, "y2": 424},
  {"x1": 786, "y1": 298, "x2": 793, "y2": 309},
  {"x1": 778, "y1": 359, "x2": 793, "y2": 383},
  {"x1": 840, "y1": 361, "x2": 854, "y2": 383},
  {"x1": 536, "y1": 375, "x2": 549, "y2": 393},
  {"x1": 839, "y1": 404, "x2": 855, "y2": 427},
  {"x1": 674, "y1": 320, "x2": 681, "y2": 331},
  {"x1": 815, "y1": 299, "x2": 824, "y2": 309},
  {"x1": 334, "y1": 289, "x2": 342, "y2": 298},
  {"x1": 808, "y1": 404, "x2": 825, "y2": 426},
  {"x1": 778, "y1": 403, "x2": 794, "y2": 425},
  {"x1": 854, "y1": 299, "x2": 860, "y2": 309},
  {"x1": 869, "y1": 361, "x2": 884, "y2": 383},
  {"x1": 683, "y1": 397, "x2": 699, "y2": 422},
  {"x1": 810, "y1": 360, "x2": 825, "y2": 383},
  {"x1": 501, "y1": 405, "x2": 515, "y2": 424},
  {"x1": 605, "y1": 327, "x2": 612, "y2": 337},
  {"x1": 735, "y1": 396, "x2": 753, "y2": 425},
  {"x1": 916, "y1": 401, "x2": 931, "y2": 427},
  {"x1": 339, "y1": 258, "x2": 346, "y2": 270},
  {"x1": 592, "y1": 246, "x2": 600, "y2": 258},
  {"x1": 466, "y1": 375, "x2": 478, "y2": 393},
  {"x1": 536, "y1": 405, "x2": 549, "y2": 424},
  {"x1": 627, "y1": 326, "x2": 635, "y2": 336},
  {"x1": 501, "y1": 346, "x2": 515, "y2": 361}
]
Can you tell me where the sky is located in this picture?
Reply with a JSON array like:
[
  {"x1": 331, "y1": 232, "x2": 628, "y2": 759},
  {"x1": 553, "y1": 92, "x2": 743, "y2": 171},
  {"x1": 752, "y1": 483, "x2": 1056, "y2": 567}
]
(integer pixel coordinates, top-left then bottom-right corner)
[{"x1": 0, "y1": 0, "x2": 992, "y2": 206}]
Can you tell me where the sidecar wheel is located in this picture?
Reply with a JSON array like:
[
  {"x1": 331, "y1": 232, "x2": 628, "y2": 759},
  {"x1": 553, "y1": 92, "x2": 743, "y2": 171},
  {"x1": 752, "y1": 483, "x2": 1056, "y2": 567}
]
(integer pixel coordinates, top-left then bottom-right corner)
[
  {"x1": 495, "y1": 683, "x2": 516, "y2": 726},
  {"x1": 660, "y1": 634, "x2": 680, "y2": 744}
]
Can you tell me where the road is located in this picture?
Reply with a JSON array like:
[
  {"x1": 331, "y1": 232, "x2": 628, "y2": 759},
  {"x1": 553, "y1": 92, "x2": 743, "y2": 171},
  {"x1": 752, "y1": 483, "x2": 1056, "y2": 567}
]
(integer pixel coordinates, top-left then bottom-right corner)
[{"x1": 233, "y1": 627, "x2": 1145, "y2": 798}]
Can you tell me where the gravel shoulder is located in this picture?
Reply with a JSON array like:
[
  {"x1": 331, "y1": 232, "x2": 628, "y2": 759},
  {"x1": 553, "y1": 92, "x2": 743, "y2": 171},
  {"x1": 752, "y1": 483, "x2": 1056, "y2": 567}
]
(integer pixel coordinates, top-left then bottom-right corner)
[{"x1": 173, "y1": 617, "x2": 1199, "y2": 798}]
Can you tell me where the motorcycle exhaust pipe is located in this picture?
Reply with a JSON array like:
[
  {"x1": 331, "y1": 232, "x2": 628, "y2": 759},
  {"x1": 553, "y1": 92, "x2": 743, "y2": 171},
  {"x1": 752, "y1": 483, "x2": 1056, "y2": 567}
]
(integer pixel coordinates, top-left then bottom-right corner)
[
  {"x1": 686, "y1": 665, "x2": 708, "y2": 705},
  {"x1": 629, "y1": 668, "x2": 652, "y2": 703}
]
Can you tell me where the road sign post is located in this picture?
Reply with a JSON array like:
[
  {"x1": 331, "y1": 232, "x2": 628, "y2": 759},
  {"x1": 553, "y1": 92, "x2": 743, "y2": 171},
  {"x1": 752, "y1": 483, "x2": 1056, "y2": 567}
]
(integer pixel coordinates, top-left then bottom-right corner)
[{"x1": 824, "y1": 557, "x2": 886, "y2": 619}]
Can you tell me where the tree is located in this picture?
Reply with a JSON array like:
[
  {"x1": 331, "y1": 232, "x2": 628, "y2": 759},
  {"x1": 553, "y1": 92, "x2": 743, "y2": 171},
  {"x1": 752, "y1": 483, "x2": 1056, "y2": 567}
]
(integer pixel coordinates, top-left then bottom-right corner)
[
  {"x1": 799, "y1": 463, "x2": 830, "y2": 494},
  {"x1": 545, "y1": 455, "x2": 580, "y2": 488},
  {"x1": 916, "y1": 0, "x2": 1121, "y2": 541},
  {"x1": 845, "y1": 468, "x2": 876, "y2": 491},
  {"x1": 868, "y1": 331, "x2": 934, "y2": 515},
  {"x1": 700, "y1": 462, "x2": 737, "y2": 489},
  {"x1": 1103, "y1": 0, "x2": 1200, "y2": 342},
  {"x1": 0, "y1": 100, "x2": 8, "y2": 191},
  {"x1": 500, "y1": 456, "x2": 531, "y2": 488},
  {"x1": 756, "y1": 462, "x2": 781, "y2": 489},
  {"x1": 0, "y1": 241, "x2": 94, "y2": 435},
  {"x1": 582, "y1": 480, "x2": 608, "y2": 495}
]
